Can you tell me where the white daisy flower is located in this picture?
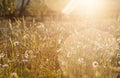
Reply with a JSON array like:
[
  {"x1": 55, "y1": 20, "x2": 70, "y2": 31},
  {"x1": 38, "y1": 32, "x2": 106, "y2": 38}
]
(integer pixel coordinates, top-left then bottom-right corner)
[
  {"x1": 0, "y1": 53, "x2": 5, "y2": 58},
  {"x1": 118, "y1": 61, "x2": 120, "y2": 65},
  {"x1": 25, "y1": 53, "x2": 29, "y2": 59},
  {"x1": 14, "y1": 41, "x2": 19, "y2": 46},
  {"x1": 92, "y1": 61, "x2": 99, "y2": 68},
  {"x1": 2, "y1": 64, "x2": 9, "y2": 68},
  {"x1": 78, "y1": 58, "x2": 84, "y2": 64},
  {"x1": 11, "y1": 72, "x2": 17, "y2": 77}
]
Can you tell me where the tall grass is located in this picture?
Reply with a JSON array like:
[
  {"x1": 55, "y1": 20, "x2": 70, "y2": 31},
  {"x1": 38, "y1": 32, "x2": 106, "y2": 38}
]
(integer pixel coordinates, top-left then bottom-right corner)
[
  {"x1": 0, "y1": 16, "x2": 120, "y2": 78},
  {"x1": 59, "y1": 28, "x2": 119, "y2": 78},
  {"x1": 0, "y1": 18, "x2": 63, "y2": 78}
]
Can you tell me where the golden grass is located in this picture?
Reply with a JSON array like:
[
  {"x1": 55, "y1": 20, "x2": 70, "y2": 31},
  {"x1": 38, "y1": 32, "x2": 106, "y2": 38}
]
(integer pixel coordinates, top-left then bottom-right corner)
[{"x1": 0, "y1": 16, "x2": 120, "y2": 78}]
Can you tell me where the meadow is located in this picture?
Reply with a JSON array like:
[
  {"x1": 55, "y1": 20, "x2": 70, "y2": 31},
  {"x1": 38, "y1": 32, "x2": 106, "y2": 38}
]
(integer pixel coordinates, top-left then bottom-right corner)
[{"x1": 0, "y1": 14, "x2": 120, "y2": 78}]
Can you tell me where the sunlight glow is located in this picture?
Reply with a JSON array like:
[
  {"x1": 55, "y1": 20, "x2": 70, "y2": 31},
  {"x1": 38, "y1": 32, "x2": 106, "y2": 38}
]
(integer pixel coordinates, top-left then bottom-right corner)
[
  {"x1": 77, "y1": 0, "x2": 105, "y2": 13},
  {"x1": 62, "y1": 0, "x2": 76, "y2": 14},
  {"x1": 62, "y1": 0, "x2": 105, "y2": 15}
]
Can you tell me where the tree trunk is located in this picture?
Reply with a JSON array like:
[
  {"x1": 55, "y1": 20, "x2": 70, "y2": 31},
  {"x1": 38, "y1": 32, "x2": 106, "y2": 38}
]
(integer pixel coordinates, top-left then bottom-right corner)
[{"x1": 19, "y1": 0, "x2": 30, "y2": 17}]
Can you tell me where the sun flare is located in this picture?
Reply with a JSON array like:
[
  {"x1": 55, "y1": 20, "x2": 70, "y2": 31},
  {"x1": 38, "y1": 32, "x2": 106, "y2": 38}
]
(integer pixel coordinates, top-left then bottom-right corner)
[
  {"x1": 78, "y1": 0, "x2": 103, "y2": 9},
  {"x1": 78, "y1": 0, "x2": 105, "y2": 12},
  {"x1": 62, "y1": 0, "x2": 106, "y2": 15}
]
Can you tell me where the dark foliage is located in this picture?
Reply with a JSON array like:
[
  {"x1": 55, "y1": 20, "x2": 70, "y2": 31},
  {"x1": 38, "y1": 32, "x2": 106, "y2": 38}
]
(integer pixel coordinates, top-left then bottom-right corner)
[{"x1": 0, "y1": 0, "x2": 30, "y2": 18}]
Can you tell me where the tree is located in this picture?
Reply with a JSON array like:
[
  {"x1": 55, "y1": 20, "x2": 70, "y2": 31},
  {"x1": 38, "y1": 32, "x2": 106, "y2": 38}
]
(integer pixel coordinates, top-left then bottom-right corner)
[
  {"x1": 18, "y1": 0, "x2": 30, "y2": 16},
  {"x1": 0, "y1": 0, "x2": 17, "y2": 17},
  {"x1": 0, "y1": 0, "x2": 30, "y2": 18}
]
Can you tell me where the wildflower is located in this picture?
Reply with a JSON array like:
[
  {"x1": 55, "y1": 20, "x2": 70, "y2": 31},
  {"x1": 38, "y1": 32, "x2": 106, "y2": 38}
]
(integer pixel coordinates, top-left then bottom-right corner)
[
  {"x1": 0, "y1": 53, "x2": 5, "y2": 58},
  {"x1": 78, "y1": 58, "x2": 84, "y2": 64},
  {"x1": 25, "y1": 51, "x2": 29, "y2": 58},
  {"x1": 117, "y1": 54, "x2": 120, "y2": 58},
  {"x1": 118, "y1": 61, "x2": 120, "y2": 65},
  {"x1": 92, "y1": 61, "x2": 99, "y2": 68},
  {"x1": 11, "y1": 72, "x2": 17, "y2": 77},
  {"x1": 25, "y1": 53, "x2": 29, "y2": 59},
  {"x1": 2, "y1": 64, "x2": 9, "y2": 68},
  {"x1": 14, "y1": 41, "x2": 19, "y2": 46}
]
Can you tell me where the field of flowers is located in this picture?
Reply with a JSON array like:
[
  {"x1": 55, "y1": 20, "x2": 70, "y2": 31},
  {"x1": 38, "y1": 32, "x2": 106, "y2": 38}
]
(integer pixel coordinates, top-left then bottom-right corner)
[{"x1": 0, "y1": 16, "x2": 120, "y2": 78}]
